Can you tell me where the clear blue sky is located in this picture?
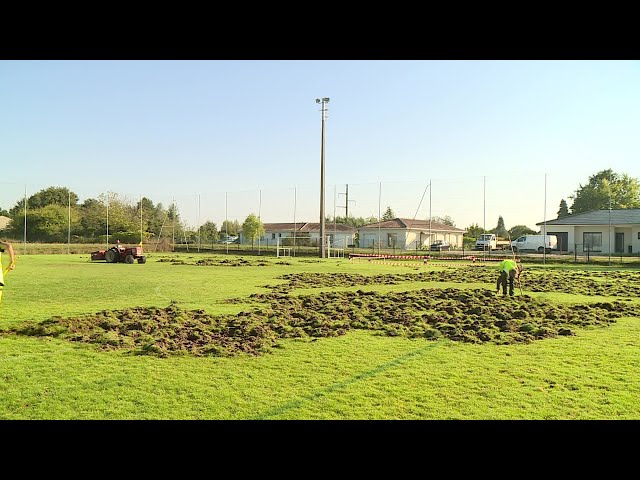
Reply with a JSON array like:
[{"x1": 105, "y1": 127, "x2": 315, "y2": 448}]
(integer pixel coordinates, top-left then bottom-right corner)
[{"x1": 1, "y1": 60, "x2": 639, "y2": 231}]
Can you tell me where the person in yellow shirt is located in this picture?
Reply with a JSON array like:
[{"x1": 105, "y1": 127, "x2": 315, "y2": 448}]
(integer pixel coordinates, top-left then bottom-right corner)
[
  {"x1": 1, "y1": 240, "x2": 16, "y2": 304},
  {"x1": 496, "y1": 258, "x2": 521, "y2": 297}
]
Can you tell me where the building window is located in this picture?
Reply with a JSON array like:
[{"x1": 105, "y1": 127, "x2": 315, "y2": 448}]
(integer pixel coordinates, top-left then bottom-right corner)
[
  {"x1": 387, "y1": 233, "x2": 397, "y2": 248},
  {"x1": 272, "y1": 233, "x2": 276, "y2": 240},
  {"x1": 583, "y1": 232, "x2": 602, "y2": 252}
]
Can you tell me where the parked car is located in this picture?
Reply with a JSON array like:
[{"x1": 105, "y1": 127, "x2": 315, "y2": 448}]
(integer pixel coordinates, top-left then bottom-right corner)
[
  {"x1": 511, "y1": 234, "x2": 557, "y2": 253},
  {"x1": 430, "y1": 240, "x2": 450, "y2": 251},
  {"x1": 219, "y1": 235, "x2": 239, "y2": 244}
]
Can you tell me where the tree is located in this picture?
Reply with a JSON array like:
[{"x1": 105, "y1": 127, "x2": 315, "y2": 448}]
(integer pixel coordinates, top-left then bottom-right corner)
[
  {"x1": 200, "y1": 221, "x2": 218, "y2": 248},
  {"x1": 242, "y1": 214, "x2": 265, "y2": 249},
  {"x1": 492, "y1": 216, "x2": 508, "y2": 237},
  {"x1": 220, "y1": 219, "x2": 241, "y2": 237},
  {"x1": 557, "y1": 199, "x2": 569, "y2": 218},
  {"x1": 135, "y1": 197, "x2": 169, "y2": 239},
  {"x1": 332, "y1": 215, "x2": 377, "y2": 228},
  {"x1": 8, "y1": 186, "x2": 80, "y2": 230},
  {"x1": 382, "y1": 207, "x2": 395, "y2": 221},
  {"x1": 79, "y1": 198, "x2": 106, "y2": 239},
  {"x1": 569, "y1": 169, "x2": 640, "y2": 214},
  {"x1": 100, "y1": 192, "x2": 138, "y2": 241},
  {"x1": 508, "y1": 225, "x2": 537, "y2": 239},
  {"x1": 12, "y1": 186, "x2": 79, "y2": 212},
  {"x1": 463, "y1": 223, "x2": 485, "y2": 248},
  {"x1": 7, "y1": 204, "x2": 81, "y2": 242},
  {"x1": 0, "y1": 207, "x2": 9, "y2": 217},
  {"x1": 431, "y1": 215, "x2": 455, "y2": 227},
  {"x1": 73, "y1": 193, "x2": 138, "y2": 242},
  {"x1": 164, "y1": 202, "x2": 184, "y2": 243},
  {"x1": 465, "y1": 223, "x2": 485, "y2": 238}
]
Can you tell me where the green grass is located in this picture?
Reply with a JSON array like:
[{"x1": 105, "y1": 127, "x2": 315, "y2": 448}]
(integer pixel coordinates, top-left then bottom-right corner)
[{"x1": 1, "y1": 253, "x2": 640, "y2": 419}]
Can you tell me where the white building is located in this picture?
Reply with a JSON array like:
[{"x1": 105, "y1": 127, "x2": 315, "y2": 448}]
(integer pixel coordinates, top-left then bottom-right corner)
[
  {"x1": 358, "y1": 218, "x2": 465, "y2": 250},
  {"x1": 537, "y1": 209, "x2": 640, "y2": 254},
  {"x1": 257, "y1": 222, "x2": 356, "y2": 249}
]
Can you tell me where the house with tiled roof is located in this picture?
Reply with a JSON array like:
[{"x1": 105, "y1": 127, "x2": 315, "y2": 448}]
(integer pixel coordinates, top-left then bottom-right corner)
[
  {"x1": 536, "y1": 209, "x2": 640, "y2": 254},
  {"x1": 358, "y1": 218, "x2": 466, "y2": 250},
  {"x1": 258, "y1": 222, "x2": 356, "y2": 249}
]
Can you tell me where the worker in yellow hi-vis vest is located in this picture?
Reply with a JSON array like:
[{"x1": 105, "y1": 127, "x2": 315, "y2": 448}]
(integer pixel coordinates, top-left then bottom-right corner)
[
  {"x1": 496, "y1": 258, "x2": 522, "y2": 297},
  {"x1": 1, "y1": 240, "x2": 16, "y2": 305}
]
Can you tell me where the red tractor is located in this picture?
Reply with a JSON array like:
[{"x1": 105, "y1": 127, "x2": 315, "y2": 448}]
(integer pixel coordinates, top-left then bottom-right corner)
[{"x1": 91, "y1": 241, "x2": 147, "y2": 264}]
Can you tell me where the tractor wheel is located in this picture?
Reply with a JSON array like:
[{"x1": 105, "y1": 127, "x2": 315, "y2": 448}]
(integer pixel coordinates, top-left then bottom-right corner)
[
  {"x1": 137, "y1": 256, "x2": 147, "y2": 264},
  {"x1": 125, "y1": 254, "x2": 135, "y2": 264},
  {"x1": 105, "y1": 249, "x2": 119, "y2": 263}
]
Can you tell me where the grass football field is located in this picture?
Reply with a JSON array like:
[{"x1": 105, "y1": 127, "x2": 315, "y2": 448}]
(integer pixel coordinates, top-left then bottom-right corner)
[{"x1": 1, "y1": 253, "x2": 639, "y2": 419}]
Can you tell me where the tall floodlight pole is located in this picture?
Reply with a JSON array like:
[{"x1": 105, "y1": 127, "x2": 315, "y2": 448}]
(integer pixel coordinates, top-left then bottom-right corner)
[
  {"x1": 68, "y1": 190, "x2": 71, "y2": 254},
  {"x1": 337, "y1": 184, "x2": 355, "y2": 224},
  {"x1": 23, "y1": 185, "x2": 27, "y2": 254},
  {"x1": 293, "y1": 186, "x2": 297, "y2": 256},
  {"x1": 225, "y1": 192, "x2": 229, "y2": 255},
  {"x1": 483, "y1": 176, "x2": 486, "y2": 259},
  {"x1": 140, "y1": 194, "x2": 144, "y2": 246},
  {"x1": 106, "y1": 192, "x2": 109, "y2": 249},
  {"x1": 333, "y1": 184, "x2": 337, "y2": 243},
  {"x1": 171, "y1": 197, "x2": 176, "y2": 251},
  {"x1": 345, "y1": 184, "x2": 349, "y2": 220},
  {"x1": 609, "y1": 184, "x2": 612, "y2": 266},
  {"x1": 197, "y1": 194, "x2": 201, "y2": 253},
  {"x1": 543, "y1": 174, "x2": 547, "y2": 265},
  {"x1": 378, "y1": 182, "x2": 382, "y2": 255},
  {"x1": 429, "y1": 179, "x2": 432, "y2": 245},
  {"x1": 316, "y1": 97, "x2": 329, "y2": 258},
  {"x1": 483, "y1": 176, "x2": 486, "y2": 232},
  {"x1": 258, "y1": 189, "x2": 262, "y2": 256}
]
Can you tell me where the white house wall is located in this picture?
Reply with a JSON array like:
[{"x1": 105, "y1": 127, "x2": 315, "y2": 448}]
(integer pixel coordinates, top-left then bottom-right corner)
[
  {"x1": 359, "y1": 229, "x2": 463, "y2": 250},
  {"x1": 359, "y1": 228, "x2": 411, "y2": 249},
  {"x1": 328, "y1": 233, "x2": 355, "y2": 248},
  {"x1": 405, "y1": 231, "x2": 419, "y2": 250},
  {"x1": 634, "y1": 228, "x2": 640, "y2": 254},
  {"x1": 537, "y1": 224, "x2": 640, "y2": 254},
  {"x1": 259, "y1": 231, "x2": 355, "y2": 246},
  {"x1": 572, "y1": 225, "x2": 632, "y2": 254},
  {"x1": 619, "y1": 227, "x2": 634, "y2": 253},
  {"x1": 543, "y1": 226, "x2": 576, "y2": 252},
  {"x1": 405, "y1": 231, "x2": 432, "y2": 250}
]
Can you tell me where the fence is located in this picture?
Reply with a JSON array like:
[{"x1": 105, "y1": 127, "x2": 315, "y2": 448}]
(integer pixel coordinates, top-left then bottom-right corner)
[
  {"x1": 570, "y1": 243, "x2": 637, "y2": 265},
  {"x1": 1, "y1": 175, "x2": 638, "y2": 264}
]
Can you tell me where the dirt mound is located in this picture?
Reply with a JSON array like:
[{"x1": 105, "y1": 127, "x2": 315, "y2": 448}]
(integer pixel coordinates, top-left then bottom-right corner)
[
  {"x1": 159, "y1": 256, "x2": 277, "y2": 267},
  {"x1": 10, "y1": 303, "x2": 279, "y2": 357},
  {"x1": 157, "y1": 258, "x2": 187, "y2": 264},
  {"x1": 270, "y1": 269, "x2": 640, "y2": 297},
  {"x1": 267, "y1": 272, "x2": 404, "y2": 292},
  {"x1": 247, "y1": 288, "x2": 635, "y2": 345},
  {"x1": 6, "y1": 289, "x2": 635, "y2": 357}
]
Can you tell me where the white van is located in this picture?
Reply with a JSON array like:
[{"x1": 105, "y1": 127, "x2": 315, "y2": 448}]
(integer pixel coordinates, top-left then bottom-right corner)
[{"x1": 511, "y1": 234, "x2": 558, "y2": 253}]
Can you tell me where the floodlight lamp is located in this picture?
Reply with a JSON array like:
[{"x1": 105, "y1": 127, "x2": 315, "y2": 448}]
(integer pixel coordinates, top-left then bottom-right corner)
[
  {"x1": 315, "y1": 98, "x2": 321, "y2": 103},
  {"x1": 323, "y1": 97, "x2": 330, "y2": 102}
]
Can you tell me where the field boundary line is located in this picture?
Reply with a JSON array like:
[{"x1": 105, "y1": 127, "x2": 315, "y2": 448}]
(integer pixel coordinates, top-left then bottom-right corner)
[{"x1": 252, "y1": 341, "x2": 442, "y2": 420}]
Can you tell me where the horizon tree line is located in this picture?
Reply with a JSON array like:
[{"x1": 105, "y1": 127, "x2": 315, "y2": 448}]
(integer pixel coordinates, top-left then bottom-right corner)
[{"x1": 2, "y1": 169, "x2": 639, "y2": 244}]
